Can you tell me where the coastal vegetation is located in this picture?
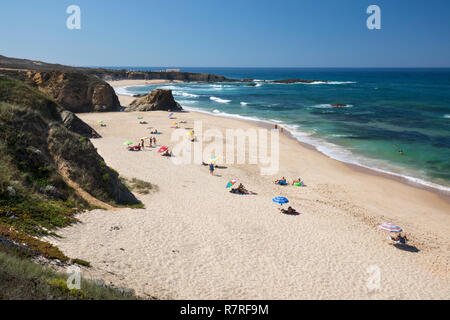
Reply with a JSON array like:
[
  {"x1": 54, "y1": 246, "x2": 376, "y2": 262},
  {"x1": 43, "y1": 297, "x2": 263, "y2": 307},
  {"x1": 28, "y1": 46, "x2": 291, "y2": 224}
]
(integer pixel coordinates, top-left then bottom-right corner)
[
  {"x1": 0, "y1": 75, "x2": 140, "y2": 299},
  {"x1": 0, "y1": 249, "x2": 135, "y2": 300}
]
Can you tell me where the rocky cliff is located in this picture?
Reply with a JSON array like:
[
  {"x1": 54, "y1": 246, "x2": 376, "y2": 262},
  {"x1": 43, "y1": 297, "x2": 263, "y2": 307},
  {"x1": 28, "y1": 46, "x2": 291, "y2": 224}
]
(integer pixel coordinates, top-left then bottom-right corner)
[
  {"x1": 0, "y1": 75, "x2": 138, "y2": 206},
  {"x1": 127, "y1": 89, "x2": 182, "y2": 112},
  {"x1": 0, "y1": 55, "x2": 236, "y2": 82},
  {"x1": 0, "y1": 69, "x2": 121, "y2": 113}
]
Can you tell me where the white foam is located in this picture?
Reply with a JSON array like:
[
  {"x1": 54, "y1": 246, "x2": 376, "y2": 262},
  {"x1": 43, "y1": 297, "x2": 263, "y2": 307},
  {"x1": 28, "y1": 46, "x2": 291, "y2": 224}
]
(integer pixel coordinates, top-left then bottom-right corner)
[
  {"x1": 172, "y1": 91, "x2": 199, "y2": 98},
  {"x1": 240, "y1": 102, "x2": 249, "y2": 106},
  {"x1": 327, "y1": 81, "x2": 357, "y2": 85},
  {"x1": 177, "y1": 100, "x2": 197, "y2": 105},
  {"x1": 182, "y1": 104, "x2": 450, "y2": 193},
  {"x1": 310, "y1": 104, "x2": 353, "y2": 109},
  {"x1": 156, "y1": 85, "x2": 180, "y2": 90},
  {"x1": 305, "y1": 81, "x2": 356, "y2": 85},
  {"x1": 444, "y1": 114, "x2": 450, "y2": 119},
  {"x1": 213, "y1": 109, "x2": 220, "y2": 113},
  {"x1": 114, "y1": 86, "x2": 137, "y2": 96},
  {"x1": 210, "y1": 96, "x2": 231, "y2": 103},
  {"x1": 288, "y1": 130, "x2": 450, "y2": 193}
]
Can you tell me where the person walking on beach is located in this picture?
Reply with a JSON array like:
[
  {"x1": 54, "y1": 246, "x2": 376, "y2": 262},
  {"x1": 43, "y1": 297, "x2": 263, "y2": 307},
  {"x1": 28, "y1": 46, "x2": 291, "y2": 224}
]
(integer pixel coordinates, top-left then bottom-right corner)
[{"x1": 209, "y1": 163, "x2": 215, "y2": 176}]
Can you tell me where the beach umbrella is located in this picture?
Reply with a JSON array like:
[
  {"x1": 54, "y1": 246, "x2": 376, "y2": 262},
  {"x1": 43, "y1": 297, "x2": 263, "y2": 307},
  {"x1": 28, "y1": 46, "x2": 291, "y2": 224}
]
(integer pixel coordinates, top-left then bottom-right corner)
[
  {"x1": 168, "y1": 113, "x2": 174, "y2": 118},
  {"x1": 272, "y1": 197, "x2": 289, "y2": 205},
  {"x1": 123, "y1": 141, "x2": 133, "y2": 146},
  {"x1": 172, "y1": 122, "x2": 178, "y2": 125},
  {"x1": 208, "y1": 156, "x2": 219, "y2": 163},
  {"x1": 226, "y1": 180, "x2": 237, "y2": 188},
  {"x1": 158, "y1": 146, "x2": 168, "y2": 153},
  {"x1": 378, "y1": 222, "x2": 403, "y2": 232}
]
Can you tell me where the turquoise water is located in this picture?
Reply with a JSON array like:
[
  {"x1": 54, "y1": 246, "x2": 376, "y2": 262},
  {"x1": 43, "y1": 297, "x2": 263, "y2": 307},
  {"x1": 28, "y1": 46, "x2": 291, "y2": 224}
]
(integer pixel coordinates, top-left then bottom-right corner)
[{"x1": 113, "y1": 68, "x2": 450, "y2": 191}]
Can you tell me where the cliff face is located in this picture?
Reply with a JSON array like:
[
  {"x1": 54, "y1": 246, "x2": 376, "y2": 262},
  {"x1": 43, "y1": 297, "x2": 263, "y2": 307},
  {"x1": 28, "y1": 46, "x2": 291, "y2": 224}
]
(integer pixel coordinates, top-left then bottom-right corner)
[
  {"x1": 28, "y1": 71, "x2": 121, "y2": 113},
  {"x1": 0, "y1": 75, "x2": 138, "y2": 206},
  {"x1": 94, "y1": 70, "x2": 232, "y2": 82},
  {"x1": 0, "y1": 55, "x2": 237, "y2": 82},
  {"x1": 127, "y1": 89, "x2": 182, "y2": 112},
  {"x1": 0, "y1": 68, "x2": 121, "y2": 113}
]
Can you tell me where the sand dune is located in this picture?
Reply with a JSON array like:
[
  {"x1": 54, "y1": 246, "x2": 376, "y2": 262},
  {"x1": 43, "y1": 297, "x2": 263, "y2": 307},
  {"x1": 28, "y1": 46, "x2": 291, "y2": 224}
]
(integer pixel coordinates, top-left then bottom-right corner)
[{"x1": 47, "y1": 109, "x2": 450, "y2": 299}]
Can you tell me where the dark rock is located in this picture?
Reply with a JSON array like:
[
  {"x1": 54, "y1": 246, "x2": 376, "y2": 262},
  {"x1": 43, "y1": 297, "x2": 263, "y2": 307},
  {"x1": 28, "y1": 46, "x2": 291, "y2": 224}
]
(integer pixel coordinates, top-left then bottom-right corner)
[
  {"x1": 61, "y1": 110, "x2": 100, "y2": 138},
  {"x1": 331, "y1": 103, "x2": 347, "y2": 107},
  {"x1": 127, "y1": 89, "x2": 182, "y2": 112},
  {"x1": 247, "y1": 83, "x2": 257, "y2": 87}
]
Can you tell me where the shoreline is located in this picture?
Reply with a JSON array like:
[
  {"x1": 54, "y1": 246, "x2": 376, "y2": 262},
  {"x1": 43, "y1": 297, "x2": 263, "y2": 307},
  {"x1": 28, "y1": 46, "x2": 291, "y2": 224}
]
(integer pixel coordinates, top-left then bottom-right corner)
[
  {"x1": 48, "y1": 109, "x2": 450, "y2": 299},
  {"x1": 109, "y1": 82, "x2": 450, "y2": 198},
  {"x1": 183, "y1": 105, "x2": 450, "y2": 200}
]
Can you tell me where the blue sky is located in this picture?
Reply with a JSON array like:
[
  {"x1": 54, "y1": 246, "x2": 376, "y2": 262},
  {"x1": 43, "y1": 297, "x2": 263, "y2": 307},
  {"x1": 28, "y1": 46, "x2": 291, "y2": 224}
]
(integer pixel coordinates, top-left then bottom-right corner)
[{"x1": 1, "y1": 0, "x2": 449, "y2": 67}]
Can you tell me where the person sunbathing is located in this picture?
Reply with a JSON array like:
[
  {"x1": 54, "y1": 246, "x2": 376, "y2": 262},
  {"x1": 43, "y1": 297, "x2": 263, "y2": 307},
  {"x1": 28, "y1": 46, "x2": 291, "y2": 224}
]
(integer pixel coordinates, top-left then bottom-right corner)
[
  {"x1": 127, "y1": 145, "x2": 141, "y2": 151},
  {"x1": 292, "y1": 178, "x2": 302, "y2": 184},
  {"x1": 162, "y1": 149, "x2": 172, "y2": 157},
  {"x1": 390, "y1": 233, "x2": 408, "y2": 244},
  {"x1": 274, "y1": 177, "x2": 287, "y2": 185},
  {"x1": 230, "y1": 184, "x2": 257, "y2": 195},
  {"x1": 280, "y1": 206, "x2": 299, "y2": 215}
]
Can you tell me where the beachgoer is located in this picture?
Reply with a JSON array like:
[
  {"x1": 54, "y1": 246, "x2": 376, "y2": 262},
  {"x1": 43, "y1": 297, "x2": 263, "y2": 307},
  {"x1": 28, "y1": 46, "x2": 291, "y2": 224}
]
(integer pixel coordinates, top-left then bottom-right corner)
[
  {"x1": 209, "y1": 163, "x2": 214, "y2": 175},
  {"x1": 391, "y1": 233, "x2": 408, "y2": 244},
  {"x1": 274, "y1": 177, "x2": 287, "y2": 185}
]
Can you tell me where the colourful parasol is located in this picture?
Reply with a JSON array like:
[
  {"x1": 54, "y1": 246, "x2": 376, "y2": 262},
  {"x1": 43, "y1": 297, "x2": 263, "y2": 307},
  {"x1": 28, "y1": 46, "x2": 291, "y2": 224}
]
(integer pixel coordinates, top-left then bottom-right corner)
[{"x1": 226, "y1": 180, "x2": 237, "y2": 188}]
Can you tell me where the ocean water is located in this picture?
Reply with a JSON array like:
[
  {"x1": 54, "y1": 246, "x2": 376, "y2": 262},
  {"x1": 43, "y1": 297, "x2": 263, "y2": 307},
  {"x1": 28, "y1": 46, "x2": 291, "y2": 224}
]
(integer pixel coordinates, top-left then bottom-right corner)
[{"x1": 112, "y1": 67, "x2": 450, "y2": 192}]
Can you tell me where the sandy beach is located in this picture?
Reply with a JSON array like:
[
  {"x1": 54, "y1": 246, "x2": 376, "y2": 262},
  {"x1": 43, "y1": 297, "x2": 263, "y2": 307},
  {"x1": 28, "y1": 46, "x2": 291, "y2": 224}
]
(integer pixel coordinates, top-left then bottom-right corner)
[
  {"x1": 108, "y1": 79, "x2": 183, "y2": 87},
  {"x1": 45, "y1": 88, "x2": 450, "y2": 299}
]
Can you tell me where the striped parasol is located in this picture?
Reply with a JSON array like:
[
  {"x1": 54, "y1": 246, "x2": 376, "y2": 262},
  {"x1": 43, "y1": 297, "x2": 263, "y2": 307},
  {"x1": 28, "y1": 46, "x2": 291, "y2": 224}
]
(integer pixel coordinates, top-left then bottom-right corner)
[
  {"x1": 378, "y1": 222, "x2": 403, "y2": 232},
  {"x1": 272, "y1": 197, "x2": 289, "y2": 205}
]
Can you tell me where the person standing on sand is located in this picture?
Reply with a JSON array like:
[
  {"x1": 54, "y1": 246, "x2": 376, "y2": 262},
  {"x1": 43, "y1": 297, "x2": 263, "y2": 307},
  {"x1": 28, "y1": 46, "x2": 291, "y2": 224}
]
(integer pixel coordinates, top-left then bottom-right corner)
[{"x1": 209, "y1": 163, "x2": 215, "y2": 175}]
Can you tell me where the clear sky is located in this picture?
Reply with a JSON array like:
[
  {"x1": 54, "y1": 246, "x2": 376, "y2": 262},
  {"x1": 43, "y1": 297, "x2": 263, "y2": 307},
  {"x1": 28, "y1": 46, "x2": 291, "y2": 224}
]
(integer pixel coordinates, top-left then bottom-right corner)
[{"x1": 1, "y1": 0, "x2": 449, "y2": 67}]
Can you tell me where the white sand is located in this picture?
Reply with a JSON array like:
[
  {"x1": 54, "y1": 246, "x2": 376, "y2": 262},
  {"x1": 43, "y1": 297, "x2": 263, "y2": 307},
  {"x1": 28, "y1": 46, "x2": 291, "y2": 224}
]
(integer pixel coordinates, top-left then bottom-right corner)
[{"x1": 47, "y1": 102, "x2": 450, "y2": 299}]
